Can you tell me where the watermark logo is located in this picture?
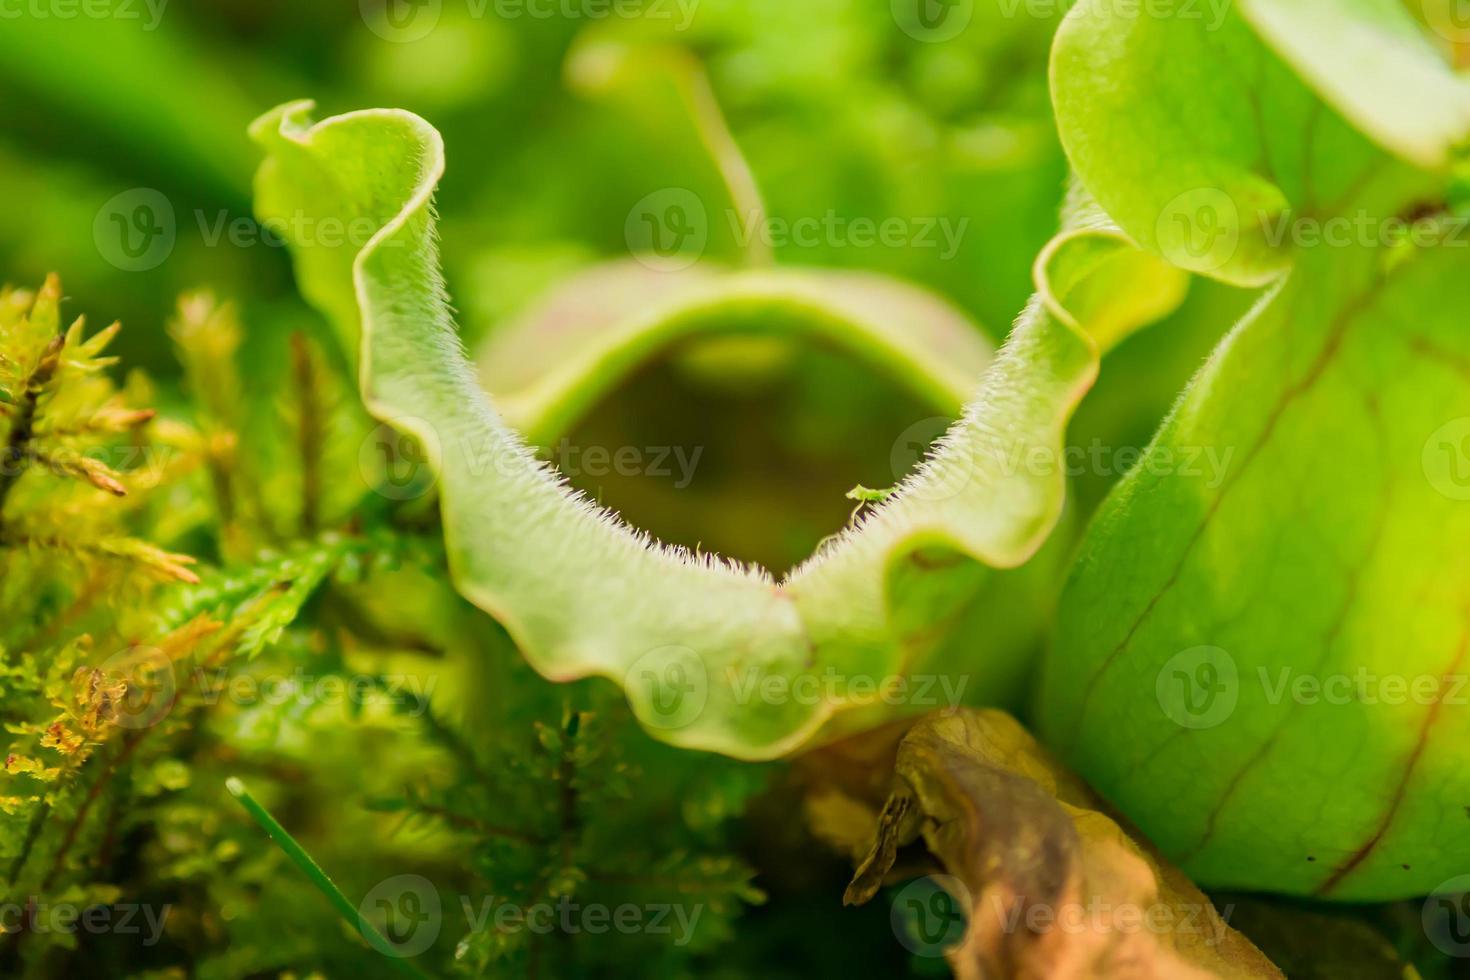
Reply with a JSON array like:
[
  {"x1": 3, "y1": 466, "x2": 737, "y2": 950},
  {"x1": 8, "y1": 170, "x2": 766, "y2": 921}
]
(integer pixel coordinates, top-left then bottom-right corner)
[
  {"x1": 1424, "y1": 876, "x2": 1470, "y2": 957},
  {"x1": 463, "y1": 894, "x2": 705, "y2": 944},
  {"x1": 0, "y1": 900, "x2": 170, "y2": 945},
  {"x1": 887, "y1": 422, "x2": 1235, "y2": 506},
  {"x1": 889, "y1": 416, "x2": 969, "y2": 502},
  {"x1": 193, "y1": 667, "x2": 435, "y2": 717},
  {"x1": 195, "y1": 209, "x2": 390, "y2": 251},
  {"x1": 94, "y1": 188, "x2": 175, "y2": 272},
  {"x1": 94, "y1": 644, "x2": 176, "y2": 729},
  {"x1": 626, "y1": 645, "x2": 708, "y2": 730},
  {"x1": 541, "y1": 440, "x2": 703, "y2": 489},
  {"x1": 891, "y1": 875, "x2": 971, "y2": 957},
  {"x1": 1424, "y1": 418, "x2": 1470, "y2": 501},
  {"x1": 626, "y1": 188, "x2": 709, "y2": 272},
  {"x1": 361, "y1": 0, "x2": 442, "y2": 42},
  {"x1": 1156, "y1": 646, "x2": 1238, "y2": 729},
  {"x1": 993, "y1": 0, "x2": 1231, "y2": 30},
  {"x1": 359, "y1": 874, "x2": 443, "y2": 958},
  {"x1": 725, "y1": 666, "x2": 969, "y2": 710},
  {"x1": 0, "y1": 443, "x2": 175, "y2": 485},
  {"x1": 359, "y1": 0, "x2": 698, "y2": 37},
  {"x1": 1257, "y1": 666, "x2": 1467, "y2": 708},
  {"x1": 1156, "y1": 654, "x2": 1470, "y2": 726},
  {"x1": 891, "y1": 0, "x2": 974, "y2": 42},
  {"x1": 353, "y1": 877, "x2": 708, "y2": 960},
  {"x1": 625, "y1": 191, "x2": 968, "y2": 268},
  {"x1": 358, "y1": 421, "x2": 706, "y2": 501},
  {"x1": 0, "y1": 0, "x2": 169, "y2": 30},
  {"x1": 1257, "y1": 210, "x2": 1469, "y2": 251},
  {"x1": 728, "y1": 209, "x2": 968, "y2": 259},
  {"x1": 359, "y1": 417, "x2": 441, "y2": 501},
  {"x1": 1156, "y1": 192, "x2": 1468, "y2": 270},
  {"x1": 1156, "y1": 188, "x2": 1239, "y2": 274},
  {"x1": 989, "y1": 893, "x2": 1235, "y2": 945},
  {"x1": 97, "y1": 193, "x2": 403, "y2": 270}
]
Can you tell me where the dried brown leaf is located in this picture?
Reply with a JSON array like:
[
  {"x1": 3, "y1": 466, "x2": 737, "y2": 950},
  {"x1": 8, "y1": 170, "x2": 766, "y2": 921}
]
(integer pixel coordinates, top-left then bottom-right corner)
[{"x1": 845, "y1": 709, "x2": 1282, "y2": 980}]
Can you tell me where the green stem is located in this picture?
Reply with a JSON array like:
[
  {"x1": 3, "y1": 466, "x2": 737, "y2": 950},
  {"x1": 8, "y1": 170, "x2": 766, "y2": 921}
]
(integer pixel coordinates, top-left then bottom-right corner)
[
  {"x1": 676, "y1": 54, "x2": 771, "y2": 268},
  {"x1": 226, "y1": 777, "x2": 438, "y2": 980}
]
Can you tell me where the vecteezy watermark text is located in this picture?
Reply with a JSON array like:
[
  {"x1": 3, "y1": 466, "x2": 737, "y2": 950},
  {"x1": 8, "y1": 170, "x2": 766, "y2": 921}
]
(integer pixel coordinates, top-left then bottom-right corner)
[
  {"x1": 888, "y1": 874, "x2": 1234, "y2": 959},
  {"x1": 725, "y1": 665, "x2": 969, "y2": 710},
  {"x1": 356, "y1": 874, "x2": 705, "y2": 959},
  {"x1": 1157, "y1": 646, "x2": 1470, "y2": 730},
  {"x1": 0, "y1": 0, "x2": 167, "y2": 30},
  {"x1": 888, "y1": 417, "x2": 1236, "y2": 503},
  {"x1": 725, "y1": 209, "x2": 969, "y2": 262},
  {"x1": 94, "y1": 192, "x2": 402, "y2": 273},
  {"x1": 0, "y1": 900, "x2": 170, "y2": 946},
  {"x1": 626, "y1": 188, "x2": 969, "y2": 271},
  {"x1": 192, "y1": 667, "x2": 435, "y2": 717},
  {"x1": 361, "y1": 418, "x2": 706, "y2": 501},
  {"x1": 997, "y1": 0, "x2": 1231, "y2": 30},
  {"x1": 1158, "y1": 190, "x2": 1469, "y2": 273},
  {"x1": 461, "y1": 895, "x2": 702, "y2": 944},
  {"x1": 891, "y1": 0, "x2": 1232, "y2": 43},
  {"x1": 360, "y1": 0, "x2": 699, "y2": 44},
  {"x1": 624, "y1": 644, "x2": 972, "y2": 732}
]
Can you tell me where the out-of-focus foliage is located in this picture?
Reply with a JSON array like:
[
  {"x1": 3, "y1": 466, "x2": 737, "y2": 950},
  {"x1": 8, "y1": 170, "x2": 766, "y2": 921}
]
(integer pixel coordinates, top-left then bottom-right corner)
[
  {"x1": 0, "y1": 0, "x2": 1096, "y2": 578},
  {"x1": 0, "y1": 0, "x2": 1064, "y2": 349},
  {"x1": 5, "y1": 1, "x2": 1467, "y2": 978},
  {"x1": 1, "y1": 4, "x2": 1080, "y2": 975},
  {"x1": 0, "y1": 277, "x2": 773, "y2": 979}
]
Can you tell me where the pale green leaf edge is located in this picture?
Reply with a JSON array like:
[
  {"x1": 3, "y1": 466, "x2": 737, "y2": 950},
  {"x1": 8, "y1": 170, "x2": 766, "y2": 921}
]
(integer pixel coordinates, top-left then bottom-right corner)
[
  {"x1": 480, "y1": 263, "x2": 995, "y2": 446},
  {"x1": 1239, "y1": 0, "x2": 1470, "y2": 170},
  {"x1": 1050, "y1": 0, "x2": 1458, "y2": 290},
  {"x1": 249, "y1": 100, "x2": 1185, "y2": 759}
]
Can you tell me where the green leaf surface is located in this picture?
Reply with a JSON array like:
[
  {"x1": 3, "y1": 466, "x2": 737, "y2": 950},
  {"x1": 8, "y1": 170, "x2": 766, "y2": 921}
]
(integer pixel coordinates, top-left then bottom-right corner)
[
  {"x1": 1043, "y1": 0, "x2": 1470, "y2": 903},
  {"x1": 1050, "y1": 0, "x2": 1448, "y2": 286},
  {"x1": 1040, "y1": 234, "x2": 1470, "y2": 900},
  {"x1": 250, "y1": 101, "x2": 1184, "y2": 759},
  {"x1": 1238, "y1": 0, "x2": 1470, "y2": 170}
]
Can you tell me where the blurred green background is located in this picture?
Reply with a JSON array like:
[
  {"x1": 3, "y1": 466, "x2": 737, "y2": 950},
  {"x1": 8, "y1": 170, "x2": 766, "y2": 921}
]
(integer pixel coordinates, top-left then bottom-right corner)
[
  {"x1": 0, "y1": 0, "x2": 1061, "y2": 344},
  {"x1": 0, "y1": 4, "x2": 1377, "y2": 978},
  {"x1": 0, "y1": 0, "x2": 1243, "y2": 572}
]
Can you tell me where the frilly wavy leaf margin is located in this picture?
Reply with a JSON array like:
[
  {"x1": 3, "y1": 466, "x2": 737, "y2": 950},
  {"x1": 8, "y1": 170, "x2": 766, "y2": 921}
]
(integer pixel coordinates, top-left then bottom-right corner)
[{"x1": 249, "y1": 101, "x2": 1185, "y2": 759}]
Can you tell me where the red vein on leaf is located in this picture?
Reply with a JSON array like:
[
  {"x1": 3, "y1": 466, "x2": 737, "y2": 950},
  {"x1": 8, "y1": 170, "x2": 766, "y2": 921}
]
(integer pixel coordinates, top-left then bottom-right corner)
[{"x1": 1315, "y1": 609, "x2": 1470, "y2": 896}]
